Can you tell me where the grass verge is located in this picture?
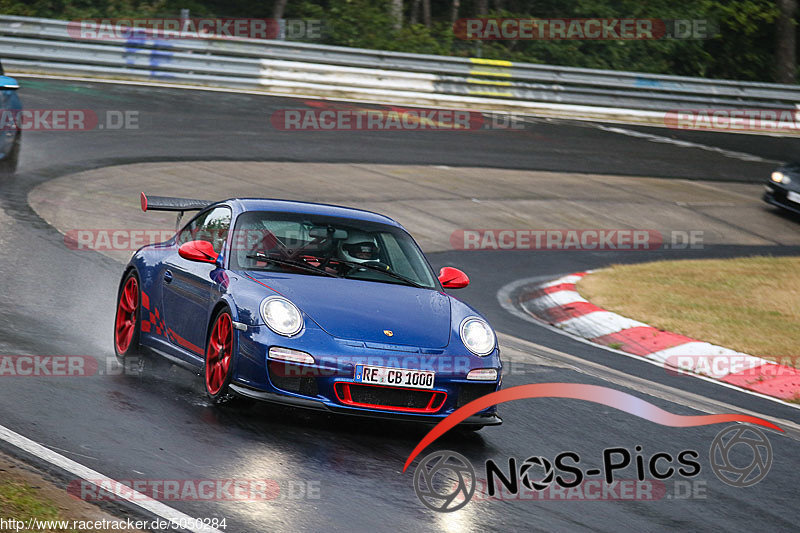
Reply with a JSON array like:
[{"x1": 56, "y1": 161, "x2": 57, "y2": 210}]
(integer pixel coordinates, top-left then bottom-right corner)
[
  {"x1": 577, "y1": 256, "x2": 800, "y2": 365},
  {"x1": 0, "y1": 452, "x2": 143, "y2": 533},
  {"x1": 0, "y1": 479, "x2": 78, "y2": 532}
]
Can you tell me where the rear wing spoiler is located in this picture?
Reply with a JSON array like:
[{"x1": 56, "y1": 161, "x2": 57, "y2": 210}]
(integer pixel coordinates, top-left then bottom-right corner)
[
  {"x1": 140, "y1": 192, "x2": 212, "y2": 213},
  {"x1": 140, "y1": 192, "x2": 214, "y2": 229}
]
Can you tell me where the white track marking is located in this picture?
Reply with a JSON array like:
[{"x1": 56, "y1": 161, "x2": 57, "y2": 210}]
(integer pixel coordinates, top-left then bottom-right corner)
[
  {"x1": 557, "y1": 311, "x2": 648, "y2": 338},
  {"x1": 593, "y1": 124, "x2": 783, "y2": 164},
  {"x1": 0, "y1": 424, "x2": 223, "y2": 533},
  {"x1": 539, "y1": 274, "x2": 584, "y2": 288},
  {"x1": 524, "y1": 290, "x2": 586, "y2": 309},
  {"x1": 647, "y1": 341, "x2": 745, "y2": 364},
  {"x1": 497, "y1": 275, "x2": 800, "y2": 410}
]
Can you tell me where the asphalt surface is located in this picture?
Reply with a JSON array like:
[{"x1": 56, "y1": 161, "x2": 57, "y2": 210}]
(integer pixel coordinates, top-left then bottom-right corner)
[{"x1": 0, "y1": 78, "x2": 799, "y2": 532}]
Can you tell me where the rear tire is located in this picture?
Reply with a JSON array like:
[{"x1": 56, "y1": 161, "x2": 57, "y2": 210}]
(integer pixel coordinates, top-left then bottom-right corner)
[
  {"x1": 0, "y1": 132, "x2": 20, "y2": 175},
  {"x1": 114, "y1": 271, "x2": 141, "y2": 361}
]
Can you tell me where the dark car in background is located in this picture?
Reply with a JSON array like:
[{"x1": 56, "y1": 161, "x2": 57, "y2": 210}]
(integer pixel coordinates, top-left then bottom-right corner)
[
  {"x1": 763, "y1": 162, "x2": 800, "y2": 216},
  {"x1": 0, "y1": 59, "x2": 21, "y2": 174}
]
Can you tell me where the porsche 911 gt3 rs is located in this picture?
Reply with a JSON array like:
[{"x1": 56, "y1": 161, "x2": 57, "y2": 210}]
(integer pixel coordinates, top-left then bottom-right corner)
[{"x1": 114, "y1": 193, "x2": 502, "y2": 429}]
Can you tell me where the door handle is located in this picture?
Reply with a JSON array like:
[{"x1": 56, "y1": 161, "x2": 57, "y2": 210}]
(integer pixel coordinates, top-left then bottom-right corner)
[{"x1": 164, "y1": 270, "x2": 173, "y2": 283}]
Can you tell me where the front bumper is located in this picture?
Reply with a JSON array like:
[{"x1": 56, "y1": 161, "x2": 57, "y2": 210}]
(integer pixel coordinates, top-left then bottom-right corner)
[
  {"x1": 232, "y1": 322, "x2": 503, "y2": 426},
  {"x1": 763, "y1": 184, "x2": 800, "y2": 216},
  {"x1": 229, "y1": 383, "x2": 503, "y2": 426}
]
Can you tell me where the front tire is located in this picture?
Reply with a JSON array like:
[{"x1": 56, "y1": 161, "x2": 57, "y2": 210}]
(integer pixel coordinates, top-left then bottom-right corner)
[
  {"x1": 205, "y1": 308, "x2": 242, "y2": 405},
  {"x1": 114, "y1": 271, "x2": 141, "y2": 361}
]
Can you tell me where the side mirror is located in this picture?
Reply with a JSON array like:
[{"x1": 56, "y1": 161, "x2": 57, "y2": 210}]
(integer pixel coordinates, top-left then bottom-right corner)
[
  {"x1": 179, "y1": 240, "x2": 219, "y2": 264},
  {"x1": 438, "y1": 267, "x2": 469, "y2": 289}
]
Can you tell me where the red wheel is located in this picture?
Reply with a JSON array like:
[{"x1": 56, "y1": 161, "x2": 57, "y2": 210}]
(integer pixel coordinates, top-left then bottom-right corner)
[
  {"x1": 114, "y1": 272, "x2": 140, "y2": 358},
  {"x1": 205, "y1": 310, "x2": 235, "y2": 402}
]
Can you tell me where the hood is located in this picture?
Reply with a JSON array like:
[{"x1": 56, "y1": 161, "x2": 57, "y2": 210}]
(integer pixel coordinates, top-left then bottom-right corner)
[
  {"x1": 776, "y1": 163, "x2": 800, "y2": 192},
  {"x1": 780, "y1": 162, "x2": 800, "y2": 174},
  {"x1": 246, "y1": 272, "x2": 452, "y2": 348}
]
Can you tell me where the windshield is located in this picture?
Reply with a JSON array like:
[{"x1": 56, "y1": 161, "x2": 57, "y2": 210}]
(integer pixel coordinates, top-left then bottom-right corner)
[{"x1": 229, "y1": 211, "x2": 438, "y2": 289}]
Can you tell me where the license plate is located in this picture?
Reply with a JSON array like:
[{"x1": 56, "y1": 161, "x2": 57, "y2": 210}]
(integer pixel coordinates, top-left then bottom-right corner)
[
  {"x1": 788, "y1": 191, "x2": 800, "y2": 204},
  {"x1": 355, "y1": 365, "x2": 435, "y2": 389}
]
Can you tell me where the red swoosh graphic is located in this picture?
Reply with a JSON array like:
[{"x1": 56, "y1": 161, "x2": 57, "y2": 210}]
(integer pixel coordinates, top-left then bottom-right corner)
[{"x1": 403, "y1": 383, "x2": 782, "y2": 472}]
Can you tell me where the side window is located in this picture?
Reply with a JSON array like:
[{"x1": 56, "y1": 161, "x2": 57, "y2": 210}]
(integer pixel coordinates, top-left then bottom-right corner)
[
  {"x1": 378, "y1": 233, "x2": 414, "y2": 278},
  {"x1": 176, "y1": 207, "x2": 232, "y2": 254},
  {"x1": 176, "y1": 211, "x2": 209, "y2": 247}
]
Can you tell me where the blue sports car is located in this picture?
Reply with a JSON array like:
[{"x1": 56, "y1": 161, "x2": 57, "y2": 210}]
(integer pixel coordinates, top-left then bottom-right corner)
[
  {"x1": 115, "y1": 193, "x2": 502, "y2": 429},
  {"x1": 0, "y1": 59, "x2": 21, "y2": 174}
]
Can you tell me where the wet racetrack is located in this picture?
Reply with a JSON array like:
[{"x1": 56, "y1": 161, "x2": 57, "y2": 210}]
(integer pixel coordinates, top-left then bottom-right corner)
[{"x1": 0, "y1": 78, "x2": 798, "y2": 532}]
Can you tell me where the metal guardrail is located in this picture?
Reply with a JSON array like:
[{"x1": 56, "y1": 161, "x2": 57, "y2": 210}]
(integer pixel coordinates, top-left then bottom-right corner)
[{"x1": 0, "y1": 14, "x2": 798, "y2": 117}]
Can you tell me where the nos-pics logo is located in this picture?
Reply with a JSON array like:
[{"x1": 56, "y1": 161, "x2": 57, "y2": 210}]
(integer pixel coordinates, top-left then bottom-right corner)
[
  {"x1": 413, "y1": 451, "x2": 476, "y2": 512},
  {"x1": 413, "y1": 425, "x2": 773, "y2": 512}
]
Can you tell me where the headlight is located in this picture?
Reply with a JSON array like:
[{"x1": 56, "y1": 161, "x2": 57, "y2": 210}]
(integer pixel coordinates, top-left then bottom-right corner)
[
  {"x1": 460, "y1": 317, "x2": 496, "y2": 356},
  {"x1": 260, "y1": 296, "x2": 304, "y2": 337},
  {"x1": 771, "y1": 171, "x2": 791, "y2": 184}
]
